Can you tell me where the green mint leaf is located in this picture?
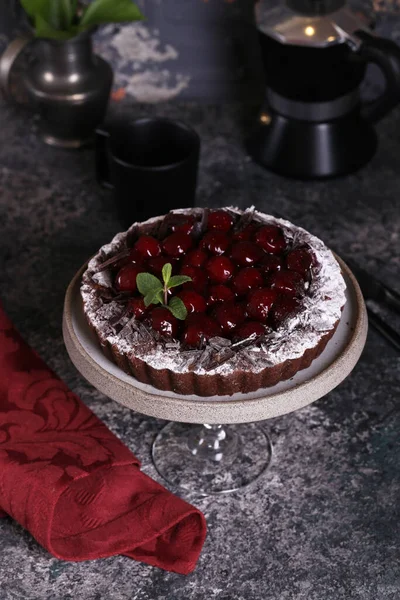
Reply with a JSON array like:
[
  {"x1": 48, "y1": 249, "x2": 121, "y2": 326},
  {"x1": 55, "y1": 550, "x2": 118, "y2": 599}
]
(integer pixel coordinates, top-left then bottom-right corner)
[
  {"x1": 168, "y1": 275, "x2": 192, "y2": 289},
  {"x1": 136, "y1": 272, "x2": 163, "y2": 297},
  {"x1": 162, "y1": 263, "x2": 172, "y2": 287},
  {"x1": 81, "y1": 0, "x2": 143, "y2": 28},
  {"x1": 144, "y1": 290, "x2": 163, "y2": 308},
  {"x1": 167, "y1": 297, "x2": 188, "y2": 320}
]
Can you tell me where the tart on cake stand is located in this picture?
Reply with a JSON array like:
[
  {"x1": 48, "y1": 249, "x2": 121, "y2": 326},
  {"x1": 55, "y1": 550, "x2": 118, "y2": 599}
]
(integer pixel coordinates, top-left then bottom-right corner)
[{"x1": 63, "y1": 257, "x2": 367, "y2": 495}]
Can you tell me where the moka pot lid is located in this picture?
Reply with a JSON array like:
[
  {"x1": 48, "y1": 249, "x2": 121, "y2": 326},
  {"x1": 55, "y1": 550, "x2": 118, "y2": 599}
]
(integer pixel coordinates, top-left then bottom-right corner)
[{"x1": 256, "y1": 0, "x2": 371, "y2": 49}]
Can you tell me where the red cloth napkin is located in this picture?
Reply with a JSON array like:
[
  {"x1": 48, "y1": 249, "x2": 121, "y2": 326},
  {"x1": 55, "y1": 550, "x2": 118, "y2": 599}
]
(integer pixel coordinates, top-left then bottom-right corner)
[{"x1": 0, "y1": 304, "x2": 206, "y2": 574}]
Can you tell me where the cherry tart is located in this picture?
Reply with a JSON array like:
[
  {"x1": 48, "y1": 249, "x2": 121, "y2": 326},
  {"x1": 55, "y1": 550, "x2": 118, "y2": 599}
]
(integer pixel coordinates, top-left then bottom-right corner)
[{"x1": 81, "y1": 207, "x2": 346, "y2": 396}]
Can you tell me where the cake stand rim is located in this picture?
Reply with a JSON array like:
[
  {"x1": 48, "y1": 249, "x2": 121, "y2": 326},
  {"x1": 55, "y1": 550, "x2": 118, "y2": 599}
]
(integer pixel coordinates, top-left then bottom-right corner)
[{"x1": 63, "y1": 255, "x2": 368, "y2": 424}]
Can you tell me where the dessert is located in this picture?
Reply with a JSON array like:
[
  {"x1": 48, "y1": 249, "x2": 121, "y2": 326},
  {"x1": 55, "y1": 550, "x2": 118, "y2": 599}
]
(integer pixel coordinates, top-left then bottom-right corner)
[{"x1": 80, "y1": 207, "x2": 346, "y2": 396}]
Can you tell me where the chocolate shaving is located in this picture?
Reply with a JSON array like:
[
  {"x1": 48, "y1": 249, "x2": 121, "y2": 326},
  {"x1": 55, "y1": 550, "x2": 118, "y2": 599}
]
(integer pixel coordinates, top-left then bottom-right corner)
[
  {"x1": 232, "y1": 207, "x2": 255, "y2": 233},
  {"x1": 95, "y1": 249, "x2": 130, "y2": 272}
]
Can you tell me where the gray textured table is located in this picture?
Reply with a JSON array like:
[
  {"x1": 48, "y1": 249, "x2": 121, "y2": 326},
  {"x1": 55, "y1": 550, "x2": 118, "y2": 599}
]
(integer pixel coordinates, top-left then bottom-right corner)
[{"x1": 0, "y1": 99, "x2": 399, "y2": 600}]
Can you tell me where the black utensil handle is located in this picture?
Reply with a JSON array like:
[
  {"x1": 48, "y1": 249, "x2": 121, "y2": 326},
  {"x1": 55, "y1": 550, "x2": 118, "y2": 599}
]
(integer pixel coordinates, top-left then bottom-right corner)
[
  {"x1": 384, "y1": 285, "x2": 400, "y2": 315},
  {"x1": 356, "y1": 30, "x2": 400, "y2": 123},
  {"x1": 95, "y1": 127, "x2": 114, "y2": 189},
  {"x1": 367, "y1": 308, "x2": 400, "y2": 352}
]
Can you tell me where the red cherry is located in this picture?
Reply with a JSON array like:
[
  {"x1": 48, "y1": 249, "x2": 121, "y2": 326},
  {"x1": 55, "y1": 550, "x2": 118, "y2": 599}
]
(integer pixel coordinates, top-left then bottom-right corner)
[
  {"x1": 286, "y1": 247, "x2": 314, "y2": 276},
  {"x1": 128, "y1": 297, "x2": 147, "y2": 320},
  {"x1": 200, "y1": 231, "x2": 230, "y2": 255},
  {"x1": 247, "y1": 288, "x2": 277, "y2": 321},
  {"x1": 234, "y1": 321, "x2": 266, "y2": 340},
  {"x1": 162, "y1": 232, "x2": 193, "y2": 257},
  {"x1": 230, "y1": 241, "x2": 264, "y2": 266},
  {"x1": 269, "y1": 270, "x2": 304, "y2": 295},
  {"x1": 207, "y1": 284, "x2": 235, "y2": 306},
  {"x1": 127, "y1": 248, "x2": 145, "y2": 265},
  {"x1": 259, "y1": 254, "x2": 284, "y2": 276},
  {"x1": 170, "y1": 214, "x2": 195, "y2": 235},
  {"x1": 183, "y1": 249, "x2": 208, "y2": 268},
  {"x1": 255, "y1": 225, "x2": 287, "y2": 255},
  {"x1": 232, "y1": 267, "x2": 263, "y2": 296},
  {"x1": 180, "y1": 265, "x2": 209, "y2": 293},
  {"x1": 147, "y1": 256, "x2": 179, "y2": 276},
  {"x1": 151, "y1": 307, "x2": 178, "y2": 338},
  {"x1": 232, "y1": 223, "x2": 259, "y2": 242},
  {"x1": 134, "y1": 235, "x2": 161, "y2": 258},
  {"x1": 207, "y1": 210, "x2": 234, "y2": 232},
  {"x1": 115, "y1": 264, "x2": 144, "y2": 293},
  {"x1": 206, "y1": 256, "x2": 234, "y2": 283},
  {"x1": 270, "y1": 295, "x2": 301, "y2": 327},
  {"x1": 183, "y1": 314, "x2": 221, "y2": 347},
  {"x1": 214, "y1": 302, "x2": 246, "y2": 334},
  {"x1": 177, "y1": 290, "x2": 207, "y2": 314}
]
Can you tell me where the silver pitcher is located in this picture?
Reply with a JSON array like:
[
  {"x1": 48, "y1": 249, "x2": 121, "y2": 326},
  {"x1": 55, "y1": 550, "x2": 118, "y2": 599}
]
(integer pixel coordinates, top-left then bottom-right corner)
[{"x1": 1, "y1": 32, "x2": 113, "y2": 148}]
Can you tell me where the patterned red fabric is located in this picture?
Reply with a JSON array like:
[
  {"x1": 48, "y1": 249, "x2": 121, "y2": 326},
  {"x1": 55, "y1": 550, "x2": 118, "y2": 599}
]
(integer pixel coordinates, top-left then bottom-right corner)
[{"x1": 0, "y1": 304, "x2": 206, "y2": 574}]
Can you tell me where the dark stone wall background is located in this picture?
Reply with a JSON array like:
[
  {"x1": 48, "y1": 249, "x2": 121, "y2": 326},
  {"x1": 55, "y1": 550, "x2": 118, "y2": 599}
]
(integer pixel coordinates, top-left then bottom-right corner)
[{"x1": 2, "y1": 0, "x2": 400, "y2": 102}]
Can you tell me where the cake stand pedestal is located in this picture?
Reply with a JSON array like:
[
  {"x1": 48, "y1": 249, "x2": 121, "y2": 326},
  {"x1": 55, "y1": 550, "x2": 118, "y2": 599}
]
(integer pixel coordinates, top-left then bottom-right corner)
[{"x1": 63, "y1": 257, "x2": 367, "y2": 495}]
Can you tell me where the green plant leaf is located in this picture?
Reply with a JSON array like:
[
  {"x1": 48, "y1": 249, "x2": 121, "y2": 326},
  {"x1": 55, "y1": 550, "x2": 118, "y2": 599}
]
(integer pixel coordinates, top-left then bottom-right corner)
[
  {"x1": 144, "y1": 289, "x2": 163, "y2": 308},
  {"x1": 21, "y1": 0, "x2": 74, "y2": 30},
  {"x1": 81, "y1": 0, "x2": 143, "y2": 27},
  {"x1": 20, "y1": 0, "x2": 50, "y2": 20},
  {"x1": 136, "y1": 272, "x2": 163, "y2": 297},
  {"x1": 167, "y1": 297, "x2": 188, "y2": 321},
  {"x1": 34, "y1": 14, "x2": 76, "y2": 39},
  {"x1": 168, "y1": 275, "x2": 192, "y2": 289},
  {"x1": 162, "y1": 263, "x2": 172, "y2": 287}
]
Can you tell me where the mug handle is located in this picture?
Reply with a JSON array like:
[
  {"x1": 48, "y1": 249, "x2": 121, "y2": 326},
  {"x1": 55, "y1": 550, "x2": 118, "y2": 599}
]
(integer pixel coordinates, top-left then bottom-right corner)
[
  {"x1": 356, "y1": 30, "x2": 400, "y2": 123},
  {"x1": 95, "y1": 127, "x2": 114, "y2": 189}
]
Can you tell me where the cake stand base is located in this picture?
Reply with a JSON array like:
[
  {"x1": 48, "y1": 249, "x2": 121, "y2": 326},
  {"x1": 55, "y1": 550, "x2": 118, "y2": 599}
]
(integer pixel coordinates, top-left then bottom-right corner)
[{"x1": 152, "y1": 422, "x2": 272, "y2": 495}]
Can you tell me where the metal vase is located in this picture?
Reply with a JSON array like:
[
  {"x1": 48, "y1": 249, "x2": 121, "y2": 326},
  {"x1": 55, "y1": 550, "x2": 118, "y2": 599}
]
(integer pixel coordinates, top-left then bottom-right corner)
[{"x1": 25, "y1": 32, "x2": 113, "y2": 148}]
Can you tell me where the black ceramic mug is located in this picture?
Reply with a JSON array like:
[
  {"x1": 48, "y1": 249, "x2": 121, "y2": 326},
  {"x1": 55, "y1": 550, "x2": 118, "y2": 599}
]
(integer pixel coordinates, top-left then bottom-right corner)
[{"x1": 95, "y1": 117, "x2": 200, "y2": 226}]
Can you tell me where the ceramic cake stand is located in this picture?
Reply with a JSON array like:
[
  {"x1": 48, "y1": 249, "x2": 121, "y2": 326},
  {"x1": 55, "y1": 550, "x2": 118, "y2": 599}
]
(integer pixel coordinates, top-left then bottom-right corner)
[{"x1": 63, "y1": 257, "x2": 367, "y2": 495}]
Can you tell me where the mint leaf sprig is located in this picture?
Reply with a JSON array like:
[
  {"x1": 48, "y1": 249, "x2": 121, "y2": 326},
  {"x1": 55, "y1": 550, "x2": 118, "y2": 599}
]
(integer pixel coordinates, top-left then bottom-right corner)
[{"x1": 136, "y1": 264, "x2": 192, "y2": 320}]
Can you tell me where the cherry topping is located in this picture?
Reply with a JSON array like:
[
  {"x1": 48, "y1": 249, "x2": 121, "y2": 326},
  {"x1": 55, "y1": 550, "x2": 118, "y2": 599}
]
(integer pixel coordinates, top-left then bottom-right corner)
[
  {"x1": 206, "y1": 256, "x2": 234, "y2": 283},
  {"x1": 180, "y1": 265, "x2": 208, "y2": 293},
  {"x1": 177, "y1": 290, "x2": 207, "y2": 314},
  {"x1": 162, "y1": 232, "x2": 193, "y2": 257},
  {"x1": 232, "y1": 267, "x2": 263, "y2": 296},
  {"x1": 147, "y1": 256, "x2": 179, "y2": 276},
  {"x1": 128, "y1": 297, "x2": 147, "y2": 320},
  {"x1": 200, "y1": 231, "x2": 230, "y2": 255},
  {"x1": 247, "y1": 288, "x2": 277, "y2": 321},
  {"x1": 234, "y1": 321, "x2": 266, "y2": 340},
  {"x1": 231, "y1": 241, "x2": 264, "y2": 266},
  {"x1": 134, "y1": 235, "x2": 161, "y2": 258},
  {"x1": 183, "y1": 314, "x2": 221, "y2": 347},
  {"x1": 127, "y1": 248, "x2": 145, "y2": 265},
  {"x1": 259, "y1": 254, "x2": 284, "y2": 276},
  {"x1": 207, "y1": 284, "x2": 235, "y2": 306},
  {"x1": 170, "y1": 215, "x2": 195, "y2": 235},
  {"x1": 214, "y1": 302, "x2": 246, "y2": 335},
  {"x1": 255, "y1": 225, "x2": 287, "y2": 255},
  {"x1": 286, "y1": 247, "x2": 314, "y2": 277},
  {"x1": 270, "y1": 295, "x2": 300, "y2": 328},
  {"x1": 269, "y1": 270, "x2": 304, "y2": 295},
  {"x1": 151, "y1": 307, "x2": 178, "y2": 338},
  {"x1": 115, "y1": 264, "x2": 144, "y2": 293},
  {"x1": 207, "y1": 210, "x2": 234, "y2": 232},
  {"x1": 232, "y1": 223, "x2": 259, "y2": 242},
  {"x1": 183, "y1": 249, "x2": 208, "y2": 268}
]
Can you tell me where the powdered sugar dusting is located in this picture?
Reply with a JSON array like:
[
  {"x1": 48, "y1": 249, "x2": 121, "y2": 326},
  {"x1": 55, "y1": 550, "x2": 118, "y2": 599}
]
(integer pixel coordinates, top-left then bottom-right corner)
[{"x1": 81, "y1": 208, "x2": 346, "y2": 376}]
